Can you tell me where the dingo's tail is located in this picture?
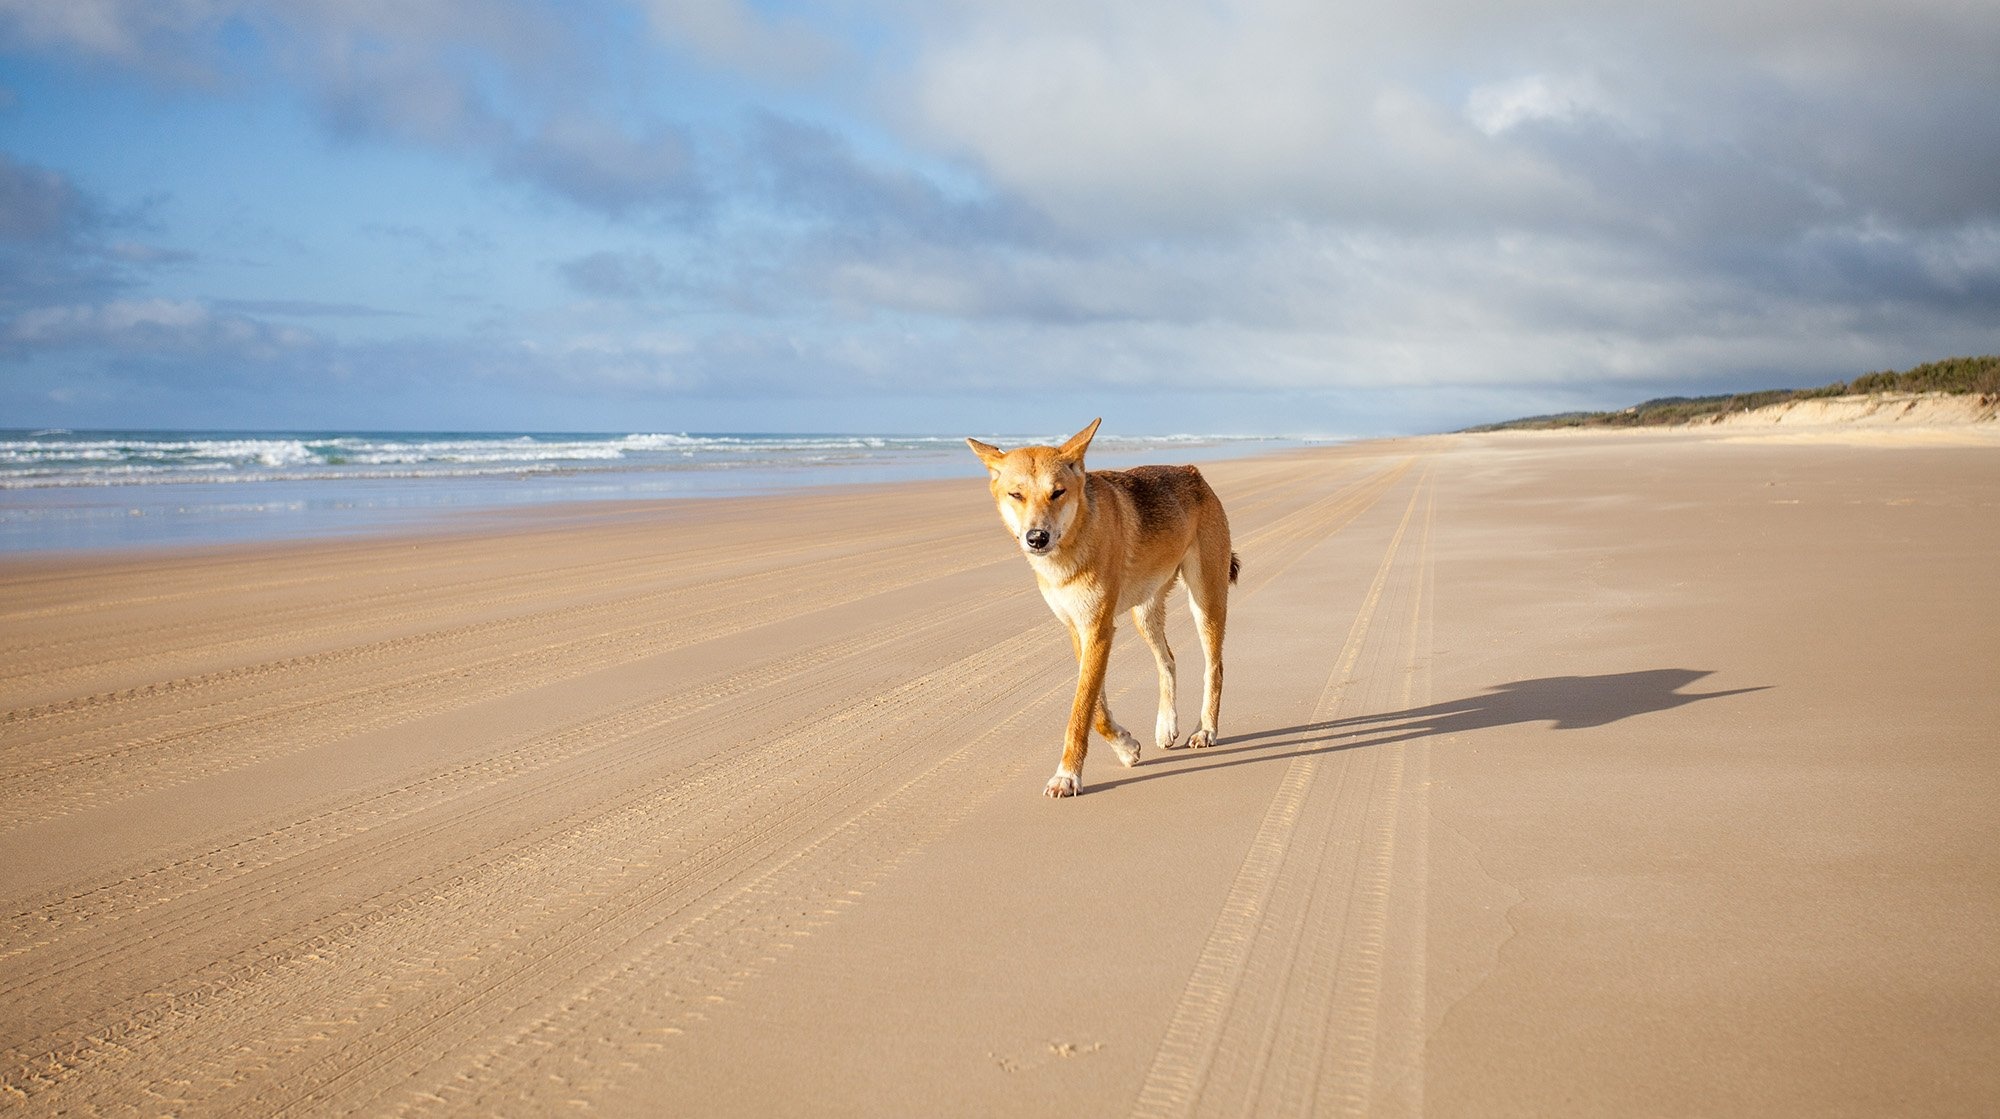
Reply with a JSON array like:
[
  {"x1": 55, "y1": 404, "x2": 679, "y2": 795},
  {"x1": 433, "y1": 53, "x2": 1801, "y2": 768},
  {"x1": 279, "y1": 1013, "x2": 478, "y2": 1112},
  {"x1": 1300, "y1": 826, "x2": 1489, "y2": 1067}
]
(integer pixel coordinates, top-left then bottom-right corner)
[{"x1": 1229, "y1": 551, "x2": 1241, "y2": 584}]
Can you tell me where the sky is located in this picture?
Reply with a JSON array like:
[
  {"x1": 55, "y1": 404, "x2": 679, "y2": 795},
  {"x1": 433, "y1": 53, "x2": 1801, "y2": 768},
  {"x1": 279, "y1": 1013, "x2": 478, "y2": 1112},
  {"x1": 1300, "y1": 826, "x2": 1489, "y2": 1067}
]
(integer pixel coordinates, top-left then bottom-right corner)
[{"x1": 1, "y1": 1, "x2": 1997, "y2": 436}]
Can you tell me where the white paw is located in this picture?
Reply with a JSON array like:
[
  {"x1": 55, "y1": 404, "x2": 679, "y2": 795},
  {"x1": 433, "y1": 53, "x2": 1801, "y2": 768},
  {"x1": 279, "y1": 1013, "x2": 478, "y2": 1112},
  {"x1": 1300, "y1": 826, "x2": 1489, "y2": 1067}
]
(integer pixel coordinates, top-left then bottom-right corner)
[
  {"x1": 1110, "y1": 733, "x2": 1142, "y2": 768},
  {"x1": 1156, "y1": 717, "x2": 1178, "y2": 752},
  {"x1": 1045, "y1": 770, "x2": 1081, "y2": 798},
  {"x1": 1187, "y1": 728, "x2": 1217, "y2": 749}
]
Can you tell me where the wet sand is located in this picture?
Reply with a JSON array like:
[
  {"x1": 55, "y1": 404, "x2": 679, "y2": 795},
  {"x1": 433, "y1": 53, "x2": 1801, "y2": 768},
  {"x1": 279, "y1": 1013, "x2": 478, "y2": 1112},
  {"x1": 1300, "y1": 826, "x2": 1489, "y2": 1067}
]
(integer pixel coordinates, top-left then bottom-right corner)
[{"x1": 3, "y1": 429, "x2": 1996, "y2": 1115}]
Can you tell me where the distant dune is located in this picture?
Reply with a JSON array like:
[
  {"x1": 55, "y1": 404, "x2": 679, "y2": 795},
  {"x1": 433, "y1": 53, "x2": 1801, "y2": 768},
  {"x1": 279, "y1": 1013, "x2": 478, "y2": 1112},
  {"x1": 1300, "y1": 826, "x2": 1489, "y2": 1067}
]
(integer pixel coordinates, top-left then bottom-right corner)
[
  {"x1": 1469, "y1": 354, "x2": 2000, "y2": 432},
  {"x1": 1701, "y1": 390, "x2": 1998, "y2": 428},
  {"x1": 1482, "y1": 390, "x2": 2000, "y2": 448}
]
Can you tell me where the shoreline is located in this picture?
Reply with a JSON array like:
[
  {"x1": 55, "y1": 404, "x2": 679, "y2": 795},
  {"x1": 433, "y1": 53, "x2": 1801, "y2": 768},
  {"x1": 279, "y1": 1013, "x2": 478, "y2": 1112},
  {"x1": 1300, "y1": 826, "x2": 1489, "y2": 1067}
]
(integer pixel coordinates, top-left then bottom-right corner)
[
  {"x1": 12, "y1": 419, "x2": 1993, "y2": 566},
  {"x1": 0, "y1": 434, "x2": 1328, "y2": 558}
]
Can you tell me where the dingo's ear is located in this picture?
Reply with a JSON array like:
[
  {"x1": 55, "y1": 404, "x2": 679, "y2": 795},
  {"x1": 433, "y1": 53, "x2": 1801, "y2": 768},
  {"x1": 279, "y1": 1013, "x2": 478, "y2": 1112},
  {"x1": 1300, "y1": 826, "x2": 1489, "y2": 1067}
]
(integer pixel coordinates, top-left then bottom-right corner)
[
  {"x1": 966, "y1": 437, "x2": 1006, "y2": 472},
  {"x1": 1057, "y1": 418, "x2": 1101, "y2": 464}
]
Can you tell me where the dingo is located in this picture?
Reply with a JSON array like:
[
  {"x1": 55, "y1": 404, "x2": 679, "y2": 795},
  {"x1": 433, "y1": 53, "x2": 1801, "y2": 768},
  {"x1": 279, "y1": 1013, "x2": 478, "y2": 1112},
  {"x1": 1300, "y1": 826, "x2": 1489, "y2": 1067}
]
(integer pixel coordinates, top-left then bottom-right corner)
[{"x1": 967, "y1": 419, "x2": 1239, "y2": 797}]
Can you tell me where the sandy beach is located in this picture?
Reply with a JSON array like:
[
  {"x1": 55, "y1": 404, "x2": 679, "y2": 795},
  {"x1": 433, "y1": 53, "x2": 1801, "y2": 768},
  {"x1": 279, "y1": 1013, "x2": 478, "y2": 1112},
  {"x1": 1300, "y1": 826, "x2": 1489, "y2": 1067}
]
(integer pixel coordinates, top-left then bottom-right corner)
[{"x1": 2, "y1": 428, "x2": 1996, "y2": 1116}]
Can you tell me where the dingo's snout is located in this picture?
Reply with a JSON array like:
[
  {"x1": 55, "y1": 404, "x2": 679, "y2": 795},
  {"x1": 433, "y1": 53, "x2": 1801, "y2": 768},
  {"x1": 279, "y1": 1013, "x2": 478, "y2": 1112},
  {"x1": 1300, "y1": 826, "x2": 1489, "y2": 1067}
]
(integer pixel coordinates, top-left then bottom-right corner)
[{"x1": 1024, "y1": 528, "x2": 1052, "y2": 553}]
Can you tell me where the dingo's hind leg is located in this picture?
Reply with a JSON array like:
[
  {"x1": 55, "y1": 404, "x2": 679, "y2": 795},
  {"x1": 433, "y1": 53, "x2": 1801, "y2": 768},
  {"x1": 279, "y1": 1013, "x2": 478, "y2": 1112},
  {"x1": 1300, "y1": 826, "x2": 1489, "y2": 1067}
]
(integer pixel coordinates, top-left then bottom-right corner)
[
  {"x1": 1182, "y1": 530, "x2": 1232, "y2": 749},
  {"x1": 1132, "y1": 591, "x2": 1177, "y2": 752}
]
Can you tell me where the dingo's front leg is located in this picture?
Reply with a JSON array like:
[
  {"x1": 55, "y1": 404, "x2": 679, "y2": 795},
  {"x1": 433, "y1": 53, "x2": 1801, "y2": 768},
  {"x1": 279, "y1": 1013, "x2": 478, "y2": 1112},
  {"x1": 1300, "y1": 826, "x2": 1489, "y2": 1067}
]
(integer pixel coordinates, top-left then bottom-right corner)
[{"x1": 1049, "y1": 614, "x2": 1115, "y2": 797}]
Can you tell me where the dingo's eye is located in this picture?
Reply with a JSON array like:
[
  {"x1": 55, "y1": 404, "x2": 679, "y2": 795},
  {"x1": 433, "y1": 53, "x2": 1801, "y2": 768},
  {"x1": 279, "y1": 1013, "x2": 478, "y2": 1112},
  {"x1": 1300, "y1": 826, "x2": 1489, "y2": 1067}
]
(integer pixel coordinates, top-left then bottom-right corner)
[
  {"x1": 1008, "y1": 491, "x2": 1024, "y2": 501},
  {"x1": 1050, "y1": 487, "x2": 1066, "y2": 500}
]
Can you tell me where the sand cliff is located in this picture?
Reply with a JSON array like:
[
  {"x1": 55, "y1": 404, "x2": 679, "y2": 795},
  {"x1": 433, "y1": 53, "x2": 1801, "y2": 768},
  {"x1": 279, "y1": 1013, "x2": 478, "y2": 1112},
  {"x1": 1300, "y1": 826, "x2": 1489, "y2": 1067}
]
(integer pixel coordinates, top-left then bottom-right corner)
[{"x1": 1703, "y1": 390, "x2": 1999, "y2": 427}]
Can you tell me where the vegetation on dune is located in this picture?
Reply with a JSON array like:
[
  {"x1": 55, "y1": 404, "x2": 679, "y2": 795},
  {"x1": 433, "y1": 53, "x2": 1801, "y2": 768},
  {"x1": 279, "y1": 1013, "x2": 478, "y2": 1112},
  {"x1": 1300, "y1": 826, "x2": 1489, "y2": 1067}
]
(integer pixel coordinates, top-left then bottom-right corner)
[
  {"x1": 1466, "y1": 355, "x2": 2000, "y2": 431},
  {"x1": 1843, "y1": 355, "x2": 2000, "y2": 396}
]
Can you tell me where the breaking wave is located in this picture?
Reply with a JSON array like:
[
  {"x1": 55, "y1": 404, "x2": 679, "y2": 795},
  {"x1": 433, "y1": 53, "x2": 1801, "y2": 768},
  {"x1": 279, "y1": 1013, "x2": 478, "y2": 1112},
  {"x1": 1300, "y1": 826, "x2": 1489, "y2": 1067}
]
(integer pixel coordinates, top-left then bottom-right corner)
[{"x1": 0, "y1": 430, "x2": 1294, "y2": 489}]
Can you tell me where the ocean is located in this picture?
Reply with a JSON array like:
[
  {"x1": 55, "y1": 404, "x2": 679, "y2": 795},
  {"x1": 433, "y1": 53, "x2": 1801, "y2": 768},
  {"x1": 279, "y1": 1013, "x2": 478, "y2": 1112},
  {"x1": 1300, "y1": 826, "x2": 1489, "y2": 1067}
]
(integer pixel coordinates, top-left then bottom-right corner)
[{"x1": 0, "y1": 429, "x2": 1318, "y2": 554}]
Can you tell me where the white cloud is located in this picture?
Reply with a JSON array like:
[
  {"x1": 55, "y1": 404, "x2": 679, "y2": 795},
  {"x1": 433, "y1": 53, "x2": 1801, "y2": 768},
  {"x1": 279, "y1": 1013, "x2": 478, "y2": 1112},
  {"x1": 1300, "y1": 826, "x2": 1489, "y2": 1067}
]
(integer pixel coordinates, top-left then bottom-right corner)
[
  {"x1": 1463, "y1": 73, "x2": 1621, "y2": 137},
  {"x1": 0, "y1": 0, "x2": 212, "y2": 63},
  {"x1": 903, "y1": 2, "x2": 1365, "y2": 231},
  {"x1": 5, "y1": 298, "x2": 315, "y2": 356},
  {"x1": 888, "y1": 0, "x2": 2000, "y2": 240},
  {"x1": 641, "y1": 0, "x2": 835, "y2": 80}
]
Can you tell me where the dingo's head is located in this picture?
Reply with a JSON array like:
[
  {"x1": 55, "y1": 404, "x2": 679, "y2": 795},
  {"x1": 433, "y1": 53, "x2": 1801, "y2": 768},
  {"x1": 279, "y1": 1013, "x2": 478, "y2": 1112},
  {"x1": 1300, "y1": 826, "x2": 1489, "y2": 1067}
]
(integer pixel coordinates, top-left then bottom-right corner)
[{"x1": 966, "y1": 419, "x2": 1100, "y2": 559}]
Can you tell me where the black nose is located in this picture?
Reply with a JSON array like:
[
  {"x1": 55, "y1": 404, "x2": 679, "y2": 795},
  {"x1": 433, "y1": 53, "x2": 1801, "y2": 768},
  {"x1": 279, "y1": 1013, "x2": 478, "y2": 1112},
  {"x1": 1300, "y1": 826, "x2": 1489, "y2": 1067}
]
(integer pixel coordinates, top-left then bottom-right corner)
[{"x1": 1025, "y1": 529, "x2": 1051, "y2": 550}]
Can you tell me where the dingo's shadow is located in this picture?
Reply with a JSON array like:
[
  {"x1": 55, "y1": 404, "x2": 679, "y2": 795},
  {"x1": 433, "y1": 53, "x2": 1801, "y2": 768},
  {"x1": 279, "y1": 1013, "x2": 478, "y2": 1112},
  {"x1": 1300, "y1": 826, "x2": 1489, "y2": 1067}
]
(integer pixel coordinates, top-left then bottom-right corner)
[{"x1": 1101, "y1": 669, "x2": 1767, "y2": 791}]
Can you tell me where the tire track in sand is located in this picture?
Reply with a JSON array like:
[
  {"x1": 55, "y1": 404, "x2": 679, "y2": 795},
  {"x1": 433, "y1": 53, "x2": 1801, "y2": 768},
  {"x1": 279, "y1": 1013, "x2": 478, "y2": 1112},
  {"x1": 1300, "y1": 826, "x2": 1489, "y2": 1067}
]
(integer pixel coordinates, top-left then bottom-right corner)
[
  {"x1": 1, "y1": 524, "x2": 991, "y2": 734},
  {"x1": 0, "y1": 484, "x2": 923, "y2": 628},
  {"x1": 0, "y1": 583, "x2": 1042, "y2": 1005},
  {"x1": 0, "y1": 616, "x2": 1072, "y2": 1115},
  {"x1": 0, "y1": 533, "x2": 1008, "y2": 829},
  {"x1": 1132, "y1": 464, "x2": 1436, "y2": 1119},
  {"x1": 1, "y1": 521, "x2": 989, "y2": 693}
]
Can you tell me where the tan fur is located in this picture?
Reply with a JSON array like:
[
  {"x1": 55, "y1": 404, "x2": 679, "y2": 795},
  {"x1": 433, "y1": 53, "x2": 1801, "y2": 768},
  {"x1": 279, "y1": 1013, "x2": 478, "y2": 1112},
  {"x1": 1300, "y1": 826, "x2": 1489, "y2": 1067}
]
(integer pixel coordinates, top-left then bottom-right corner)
[{"x1": 966, "y1": 419, "x2": 1239, "y2": 798}]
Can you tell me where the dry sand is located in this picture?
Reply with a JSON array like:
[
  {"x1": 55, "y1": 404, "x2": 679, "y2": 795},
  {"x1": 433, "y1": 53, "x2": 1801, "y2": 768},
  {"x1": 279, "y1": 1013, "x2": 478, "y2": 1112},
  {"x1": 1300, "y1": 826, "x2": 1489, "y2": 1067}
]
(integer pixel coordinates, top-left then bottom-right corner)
[{"x1": 3, "y1": 429, "x2": 1996, "y2": 1116}]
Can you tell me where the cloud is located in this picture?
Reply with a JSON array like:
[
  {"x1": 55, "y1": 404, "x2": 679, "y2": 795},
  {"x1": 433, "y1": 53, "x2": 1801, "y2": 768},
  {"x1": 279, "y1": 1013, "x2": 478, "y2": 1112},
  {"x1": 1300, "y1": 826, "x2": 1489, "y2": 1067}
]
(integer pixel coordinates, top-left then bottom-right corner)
[
  {"x1": 0, "y1": 150, "x2": 98, "y2": 241},
  {"x1": 894, "y1": 0, "x2": 2000, "y2": 240},
  {"x1": 0, "y1": 152, "x2": 187, "y2": 311},
  {"x1": 559, "y1": 251, "x2": 669, "y2": 299},
  {"x1": 3, "y1": 0, "x2": 708, "y2": 219},
  {"x1": 641, "y1": 0, "x2": 837, "y2": 80},
  {"x1": 741, "y1": 114, "x2": 1042, "y2": 243},
  {"x1": 903, "y1": 4, "x2": 1358, "y2": 232},
  {"x1": 0, "y1": 0, "x2": 571, "y2": 83},
  {"x1": 293, "y1": 5, "x2": 710, "y2": 218},
  {"x1": 0, "y1": 0, "x2": 217, "y2": 77},
  {"x1": 3, "y1": 297, "x2": 316, "y2": 357},
  {"x1": 1464, "y1": 73, "x2": 1624, "y2": 137},
  {"x1": 361, "y1": 222, "x2": 494, "y2": 255},
  {"x1": 495, "y1": 116, "x2": 703, "y2": 218},
  {"x1": 213, "y1": 298, "x2": 415, "y2": 318}
]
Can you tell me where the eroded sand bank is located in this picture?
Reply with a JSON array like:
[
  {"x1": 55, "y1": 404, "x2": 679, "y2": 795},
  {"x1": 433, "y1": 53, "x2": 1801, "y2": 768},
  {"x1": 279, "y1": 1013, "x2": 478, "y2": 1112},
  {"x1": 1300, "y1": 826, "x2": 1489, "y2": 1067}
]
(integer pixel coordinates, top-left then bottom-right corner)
[{"x1": 3, "y1": 431, "x2": 1995, "y2": 1115}]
